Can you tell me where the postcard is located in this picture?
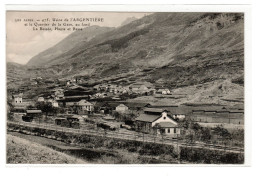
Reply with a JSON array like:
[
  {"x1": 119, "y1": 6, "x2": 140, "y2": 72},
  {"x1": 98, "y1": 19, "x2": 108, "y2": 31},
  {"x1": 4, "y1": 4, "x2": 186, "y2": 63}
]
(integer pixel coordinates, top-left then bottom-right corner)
[{"x1": 6, "y1": 5, "x2": 247, "y2": 165}]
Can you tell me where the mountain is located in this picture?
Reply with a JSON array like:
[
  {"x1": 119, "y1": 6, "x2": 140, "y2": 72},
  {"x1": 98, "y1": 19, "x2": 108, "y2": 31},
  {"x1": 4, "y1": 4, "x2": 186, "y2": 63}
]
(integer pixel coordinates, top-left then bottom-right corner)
[
  {"x1": 7, "y1": 62, "x2": 27, "y2": 89},
  {"x1": 120, "y1": 17, "x2": 138, "y2": 26},
  {"x1": 27, "y1": 26, "x2": 114, "y2": 66},
  {"x1": 22, "y1": 12, "x2": 244, "y2": 104}
]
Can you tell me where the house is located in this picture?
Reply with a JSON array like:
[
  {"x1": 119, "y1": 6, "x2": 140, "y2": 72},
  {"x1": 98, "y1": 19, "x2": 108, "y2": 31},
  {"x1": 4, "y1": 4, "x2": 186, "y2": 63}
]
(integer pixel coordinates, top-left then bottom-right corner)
[
  {"x1": 157, "y1": 88, "x2": 171, "y2": 95},
  {"x1": 76, "y1": 99, "x2": 94, "y2": 115},
  {"x1": 12, "y1": 93, "x2": 23, "y2": 104},
  {"x1": 22, "y1": 109, "x2": 42, "y2": 122},
  {"x1": 37, "y1": 97, "x2": 45, "y2": 102},
  {"x1": 122, "y1": 87, "x2": 130, "y2": 94},
  {"x1": 66, "y1": 80, "x2": 72, "y2": 86},
  {"x1": 47, "y1": 99, "x2": 59, "y2": 107},
  {"x1": 93, "y1": 85, "x2": 100, "y2": 91},
  {"x1": 172, "y1": 114, "x2": 186, "y2": 120},
  {"x1": 150, "y1": 105, "x2": 187, "y2": 120},
  {"x1": 12, "y1": 94, "x2": 35, "y2": 109},
  {"x1": 94, "y1": 102, "x2": 113, "y2": 114},
  {"x1": 54, "y1": 89, "x2": 64, "y2": 100},
  {"x1": 99, "y1": 84, "x2": 108, "y2": 91},
  {"x1": 115, "y1": 104, "x2": 129, "y2": 113},
  {"x1": 130, "y1": 84, "x2": 149, "y2": 93},
  {"x1": 135, "y1": 111, "x2": 180, "y2": 138}
]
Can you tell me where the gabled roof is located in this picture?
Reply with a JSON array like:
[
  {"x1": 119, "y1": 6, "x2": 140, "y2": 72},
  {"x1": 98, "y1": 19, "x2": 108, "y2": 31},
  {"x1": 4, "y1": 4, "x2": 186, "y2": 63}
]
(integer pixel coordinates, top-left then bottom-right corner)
[
  {"x1": 131, "y1": 85, "x2": 142, "y2": 89},
  {"x1": 144, "y1": 108, "x2": 164, "y2": 113},
  {"x1": 117, "y1": 104, "x2": 128, "y2": 108},
  {"x1": 135, "y1": 114, "x2": 159, "y2": 123},
  {"x1": 13, "y1": 93, "x2": 23, "y2": 98},
  {"x1": 78, "y1": 99, "x2": 93, "y2": 106},
  {"x1": 124, "y1": 102, "x2": 150, "y2": 108}
]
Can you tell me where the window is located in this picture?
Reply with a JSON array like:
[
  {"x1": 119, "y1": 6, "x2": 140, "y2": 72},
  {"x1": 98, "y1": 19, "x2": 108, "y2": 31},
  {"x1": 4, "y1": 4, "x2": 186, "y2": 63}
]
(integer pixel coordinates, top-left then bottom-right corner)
[
  {"x1": 163, "y1": 117, "x2": 166, "y2": 120},
  {"x1": 174, "y1": 128, "x2": 176, "y2": 133},
  {"x1": 168, "y1": 129, "x2": 170, "y2": 133}
]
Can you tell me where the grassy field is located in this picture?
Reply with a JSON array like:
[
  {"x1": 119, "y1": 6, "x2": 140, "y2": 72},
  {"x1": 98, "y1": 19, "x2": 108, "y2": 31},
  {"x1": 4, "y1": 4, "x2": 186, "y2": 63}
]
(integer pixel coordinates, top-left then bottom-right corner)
[{"x1": 7, "y1": 134, "x2": 87, "y2": 164}]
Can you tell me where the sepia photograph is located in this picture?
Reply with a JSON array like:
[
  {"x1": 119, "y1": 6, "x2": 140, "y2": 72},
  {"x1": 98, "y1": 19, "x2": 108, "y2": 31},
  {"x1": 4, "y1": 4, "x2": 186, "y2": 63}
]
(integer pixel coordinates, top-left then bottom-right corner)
[{"x1": 6, "y1": 8, "x2": 245, "y2": 165}]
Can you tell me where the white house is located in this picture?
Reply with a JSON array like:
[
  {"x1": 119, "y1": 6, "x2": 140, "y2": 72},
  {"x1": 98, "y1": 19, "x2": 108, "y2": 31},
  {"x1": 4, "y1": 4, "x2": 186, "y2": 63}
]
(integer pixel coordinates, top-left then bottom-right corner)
[
  {"x1": 77, "y1": 99, "x2": 94, "y2": 115},
  {"x1": 37, "y1": 97, "x2": 45, "y2": 102},
  {"x1": 152, "y1": 111, "x2": 180, "y2": 137},
  {"x1": 158, "y1": 89, "x2": 171, "y2": 95},
  {"x1": 135, "y1": 111, "x2": 181, "y2": 138},
  {"x1": 13, "y1": 93, "x2": 23, "y2": 104},
  {"x1": 115, "y1": 104, "x2": 129, "y2": 113}
]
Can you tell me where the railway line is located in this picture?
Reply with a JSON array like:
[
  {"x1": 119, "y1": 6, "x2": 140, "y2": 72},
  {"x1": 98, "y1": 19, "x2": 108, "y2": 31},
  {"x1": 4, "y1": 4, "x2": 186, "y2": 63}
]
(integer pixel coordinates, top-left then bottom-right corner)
[{"x1": 7, "y1": 121, "x2": 244, "y2": 154}]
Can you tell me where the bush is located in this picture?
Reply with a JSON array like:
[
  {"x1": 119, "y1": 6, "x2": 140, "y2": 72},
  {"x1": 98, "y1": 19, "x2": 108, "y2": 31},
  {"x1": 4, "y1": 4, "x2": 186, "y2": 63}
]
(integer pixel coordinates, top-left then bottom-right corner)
[{"x1": 180, "y1": 147, "x2": 244, "y2": 164}]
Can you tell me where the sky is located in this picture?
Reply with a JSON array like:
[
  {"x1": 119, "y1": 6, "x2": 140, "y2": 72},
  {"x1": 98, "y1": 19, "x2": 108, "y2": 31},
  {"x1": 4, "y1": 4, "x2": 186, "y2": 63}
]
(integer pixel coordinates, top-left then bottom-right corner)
[{"x1": 6, "y1": 11, "x2": 150, "y2": 65}]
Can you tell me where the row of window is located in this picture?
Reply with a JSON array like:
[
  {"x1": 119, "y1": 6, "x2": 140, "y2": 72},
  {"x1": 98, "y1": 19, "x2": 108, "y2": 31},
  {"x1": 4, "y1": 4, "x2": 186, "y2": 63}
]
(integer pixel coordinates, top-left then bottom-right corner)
[{"x1": 163, "y1": 128, "x2": 177, "y2": 134}]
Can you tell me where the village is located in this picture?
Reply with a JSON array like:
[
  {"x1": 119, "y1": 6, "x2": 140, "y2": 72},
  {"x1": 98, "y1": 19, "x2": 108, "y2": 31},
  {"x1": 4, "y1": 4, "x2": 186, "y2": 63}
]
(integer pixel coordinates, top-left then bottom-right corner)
[{"x1": 6, "y1": 75, "x2": 244, "y2": 150}]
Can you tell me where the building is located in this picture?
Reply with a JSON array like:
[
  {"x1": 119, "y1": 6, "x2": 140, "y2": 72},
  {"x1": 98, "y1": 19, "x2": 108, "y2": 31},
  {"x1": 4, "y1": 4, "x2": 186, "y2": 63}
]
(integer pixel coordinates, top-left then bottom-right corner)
[
  {"x1": 190, "y1": 110, "x2": 244, "y2": 124},
  {"x1": 135, "y1": 111, "x2": 180, "y2": 138},
  {"x1": 115, "y1": 104, "x2": 129, "y2": 113},
  {"x1": 12, "y1": 93, "x2": 34, "y2": 109},
  {"x1": 47, "y1": 99, "x2": 59, "y2": 107},
  {"x1": 130, "y1": 84, "x2": 149, "y2": 93},
  {"x1": 93, "y1": 85, "x2": 100, "y2": 91},
  {"x1": 94, "y1": 102, "x2": 113, "y2": 114},
  {"x1": 76, "y1": 99, "x2": 94, "y2": 115},
  {"x1": 172, "y1": 114, "x2": 186, "y2": 120},
  {"x1": 13, "y1": 93, "x2": 23, "y2": 106},
  {"x1": 12, "y1": 93, "x2": 23, "y2": 104},
  {"x1": 37, "y1": 97, "x2": 45, "y2": 102},
  {"x1": 157, "y1": 88, "x2": 171, "y2": 95},
  {"x1": 54, "y1": 89, "x2": 64, "y2": 100},
  {"x1": 143, "y1": 108, "x2": 164, "y2": 115},
  {"x1": 22, "y1": 109, "x2": 42, "y2": 122}
]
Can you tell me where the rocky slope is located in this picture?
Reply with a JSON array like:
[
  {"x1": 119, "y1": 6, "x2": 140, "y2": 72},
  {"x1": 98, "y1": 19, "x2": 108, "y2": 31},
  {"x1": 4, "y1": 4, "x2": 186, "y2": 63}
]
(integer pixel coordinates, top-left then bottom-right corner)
[
  {"x1": 8, "y1": 13, "x2": 244, "y2": 103},
  {"x1": 27, "y1": 26, "x2": 114, "y2": 66}
]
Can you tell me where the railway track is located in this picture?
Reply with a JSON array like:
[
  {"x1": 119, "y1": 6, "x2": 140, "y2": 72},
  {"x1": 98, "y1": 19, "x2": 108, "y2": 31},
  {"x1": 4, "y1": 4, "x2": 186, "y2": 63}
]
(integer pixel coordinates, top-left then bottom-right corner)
[{"x1": 7, "y1": 121, "x2": 244, "y2": 154}]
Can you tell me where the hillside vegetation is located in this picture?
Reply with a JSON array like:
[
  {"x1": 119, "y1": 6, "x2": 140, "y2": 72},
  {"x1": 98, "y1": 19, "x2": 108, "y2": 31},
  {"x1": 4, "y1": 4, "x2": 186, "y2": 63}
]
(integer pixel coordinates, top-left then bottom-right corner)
[
  {"x1": 8, "y1": 13, "x2": 244, "y2": 103},
  {"x1": 7, "y1": 134, "x2": 86, "y2": 164}
]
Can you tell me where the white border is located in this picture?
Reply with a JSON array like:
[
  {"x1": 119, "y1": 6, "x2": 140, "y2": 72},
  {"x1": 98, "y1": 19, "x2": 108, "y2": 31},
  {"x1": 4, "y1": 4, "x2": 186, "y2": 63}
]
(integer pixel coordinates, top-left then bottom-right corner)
[
  {"x1": 4, "y1": 4, "x2": 251, "y2": 166},
  {"x1": 1, "y1": 1, "x2": 258, "y2": 176},
  {"x1": 6, "y1": 4, "x2": 250, "y2": 12}
]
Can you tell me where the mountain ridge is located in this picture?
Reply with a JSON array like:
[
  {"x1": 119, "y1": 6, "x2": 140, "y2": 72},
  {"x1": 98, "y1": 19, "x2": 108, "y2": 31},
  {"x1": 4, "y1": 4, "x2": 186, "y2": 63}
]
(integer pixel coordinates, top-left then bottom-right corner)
[{"x1": 8, "y1": 12, "x2": 244, "y2": 104}]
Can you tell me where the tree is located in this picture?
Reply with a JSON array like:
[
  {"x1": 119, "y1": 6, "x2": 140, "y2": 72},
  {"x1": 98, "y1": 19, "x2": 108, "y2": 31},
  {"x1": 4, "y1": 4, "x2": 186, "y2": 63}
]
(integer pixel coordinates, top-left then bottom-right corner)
[
  {"x1": 113, "y1": 111, "x2": 121, "y2": 121},
  {"x1": 35, "y1": 101, "x2": 55, "y2": 117},
  {"x1": 213, "y1": 126, "x2": 231, "y2": 139},
  {"x1": 27, "y1": 105, "x2": 35, "y2": 109},
  {"x1": 191, "y1": 122, "x2": 201, "y2": 131},
  {"x1": 178, "y1": 119, "x2": 191, "y2": 129},
  {"x1": 200, "y1": 127, "x2": 211, "y2": 142}
]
